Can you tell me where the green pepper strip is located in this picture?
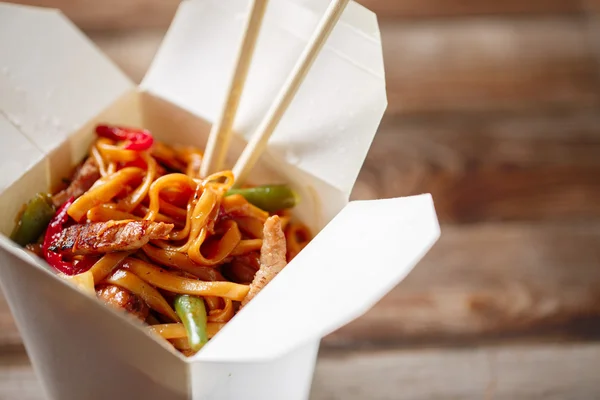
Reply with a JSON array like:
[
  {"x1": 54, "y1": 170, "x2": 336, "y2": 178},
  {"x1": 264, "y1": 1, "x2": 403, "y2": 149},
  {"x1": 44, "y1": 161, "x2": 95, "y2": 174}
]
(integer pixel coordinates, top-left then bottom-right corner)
[
  {"x1": 226, "y1": 184, "x2": 298, "y2": 212},
  {"x1": 174, "y1": 295, "x2": 209, "y2": 352},
  {"x1": 10, "y1": 193, "x2": 56, "y2": 246}
]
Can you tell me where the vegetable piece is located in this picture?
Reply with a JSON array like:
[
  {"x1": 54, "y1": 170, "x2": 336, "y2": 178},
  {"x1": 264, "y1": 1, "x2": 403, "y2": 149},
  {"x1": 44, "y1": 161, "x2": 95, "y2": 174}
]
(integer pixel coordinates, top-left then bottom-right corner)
[
  {"x1": 95, "y1": 124, "x2": 154, "y2": 151},
  {"x1": 43, "y1": 197, "x2": 96, "y2": 275},
  {"x1": 226, "y1": 185, "x2": 297, "y2": 212},
  {"x1": 174, "y1": 295, "x2": 209, "y2": 352},
  {"x1": 10, "y1": 193, "x2": 55, "y2": 246}
]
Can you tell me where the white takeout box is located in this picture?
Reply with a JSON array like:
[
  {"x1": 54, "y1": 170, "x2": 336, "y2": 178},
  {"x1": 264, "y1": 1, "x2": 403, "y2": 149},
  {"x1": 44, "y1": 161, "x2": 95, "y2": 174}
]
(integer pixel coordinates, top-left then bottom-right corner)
[{"x1": 0, "y1": 1, "x2": 440, "y2": 399}]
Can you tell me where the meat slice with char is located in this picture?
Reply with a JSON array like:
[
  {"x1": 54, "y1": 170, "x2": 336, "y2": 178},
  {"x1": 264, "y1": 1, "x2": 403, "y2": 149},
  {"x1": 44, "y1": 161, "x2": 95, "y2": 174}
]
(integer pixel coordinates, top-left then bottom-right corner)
[
  {"x1": 96, "y1": 284, "x2": 149, "y2": 321},
  {"x1": 52, "y1": 157, "x2": 101, "y2": 207},
  {"x1": 49, "y1": 220, "x2": 174, "y2": 255}
]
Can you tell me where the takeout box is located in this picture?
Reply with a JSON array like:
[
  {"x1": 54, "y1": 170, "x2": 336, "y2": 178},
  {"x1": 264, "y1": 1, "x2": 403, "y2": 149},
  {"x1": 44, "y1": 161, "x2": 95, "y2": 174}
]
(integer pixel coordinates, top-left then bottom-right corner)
[{"x1": 0, "y1": 1, "x2": 440, "y2": 399}]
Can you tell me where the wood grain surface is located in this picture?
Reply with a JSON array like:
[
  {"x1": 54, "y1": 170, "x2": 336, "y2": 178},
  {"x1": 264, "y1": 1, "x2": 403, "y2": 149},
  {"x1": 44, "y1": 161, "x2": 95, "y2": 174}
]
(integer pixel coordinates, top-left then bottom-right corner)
[
  {"x1": 312, "y1": 342, "x2": 600, "y2": 400},
  {"x1": 353, "y1": 111, "x2": 600, "y2": 222},
  {"x1": 2, "y1": 1, "x2": 600, "y2": 399},
  {"x1": 359, "y1": 0, "x2": 584, "y2": 18},
  {"x1": 5, "y1": 0, "x2": 587, "y2": 31},
  {"x1": 2, "y1": 342, "x2": 599, "y2": 400},
  {"x1": 382, "y1": 18, "x2": 600, "y2": 115},
  {"x1": 327, "y1": 222, "x2": 600, "y2": 347}
]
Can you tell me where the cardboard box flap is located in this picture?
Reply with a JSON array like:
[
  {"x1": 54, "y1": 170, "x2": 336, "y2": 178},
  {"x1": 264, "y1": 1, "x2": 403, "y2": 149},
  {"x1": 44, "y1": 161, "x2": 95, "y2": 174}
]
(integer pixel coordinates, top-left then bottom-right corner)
[
  {"x1": 142, "y1": 0, "x2": 386, "y2": 197},
  {"x1": 196, "y1": 194, "x2": 440, "y2": 362},
  {"x1": 0, "y1": 114, "x2": 45, "y2": 192},
  {"x1": 0, "y1": 3, "x2": 133, "y2": 154}
]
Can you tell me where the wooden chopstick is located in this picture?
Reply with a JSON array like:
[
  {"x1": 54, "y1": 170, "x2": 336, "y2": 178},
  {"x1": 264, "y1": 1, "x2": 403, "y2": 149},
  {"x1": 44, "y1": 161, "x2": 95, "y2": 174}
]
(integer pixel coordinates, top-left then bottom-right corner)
[
  {"x1": 200, "y1": 0, "x2": 269, "y2": 177},
  {"x1": 232, "y1": 0, "x2": 351, "y2": 187}
]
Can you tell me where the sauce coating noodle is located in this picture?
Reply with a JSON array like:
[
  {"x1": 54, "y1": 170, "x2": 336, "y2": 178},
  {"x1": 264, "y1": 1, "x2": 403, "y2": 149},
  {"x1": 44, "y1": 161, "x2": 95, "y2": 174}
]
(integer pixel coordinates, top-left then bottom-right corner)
[{"x1": 14, "y1": 129, "x2": 312, "y2": 356}]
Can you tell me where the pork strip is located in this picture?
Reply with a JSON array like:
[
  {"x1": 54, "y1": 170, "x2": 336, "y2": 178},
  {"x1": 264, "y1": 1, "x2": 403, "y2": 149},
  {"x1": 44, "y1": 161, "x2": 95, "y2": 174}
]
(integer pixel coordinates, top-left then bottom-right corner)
[
  {"x1": 241, "y1": 215, "x2": 287, "y2": 307},
  {"x1": 52, "y1": 157, "x2": 101, "y2": 207},
  {"x1": 49, "y1": 220, "x2": 174, "y2": 255},
  {"x1": 96, "y1": 284, "x2": 149, "y2": 321}
]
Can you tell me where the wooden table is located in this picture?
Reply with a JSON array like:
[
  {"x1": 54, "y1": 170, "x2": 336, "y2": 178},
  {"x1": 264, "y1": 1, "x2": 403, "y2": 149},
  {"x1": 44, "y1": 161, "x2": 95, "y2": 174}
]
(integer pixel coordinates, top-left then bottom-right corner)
[{"x1": 2, "y1": 0, "x2": 600, "y2": 398}]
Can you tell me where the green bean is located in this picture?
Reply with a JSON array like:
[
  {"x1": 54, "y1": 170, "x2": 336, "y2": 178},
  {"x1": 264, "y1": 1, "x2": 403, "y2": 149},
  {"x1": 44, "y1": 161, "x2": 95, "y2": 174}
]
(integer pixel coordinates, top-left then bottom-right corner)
[
  {"x1": 174, "y1": 295, "x2": 208, "y2": 352},
  {"x1": 226, "y1": 184, "x2": 298, "y2": 212},
  {"x1": 10, "y1": 193, "x2": 55, "y2": 246}
]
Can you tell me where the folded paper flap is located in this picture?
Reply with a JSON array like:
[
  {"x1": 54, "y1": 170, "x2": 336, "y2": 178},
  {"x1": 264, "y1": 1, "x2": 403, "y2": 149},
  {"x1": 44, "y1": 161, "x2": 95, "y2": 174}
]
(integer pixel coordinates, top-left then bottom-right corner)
[
  {"x1": 142, "y1": 0, "x2": 386, "y2": 197},
  {"x1": 0, "y1": 3, "x2": 133, "y2": 154},
  {"x1": 196, "y1": 194, "x2": 440, "y2": 362},
  {"x1": 0, "y1": 114, "x2": 44, "y2": 192}
]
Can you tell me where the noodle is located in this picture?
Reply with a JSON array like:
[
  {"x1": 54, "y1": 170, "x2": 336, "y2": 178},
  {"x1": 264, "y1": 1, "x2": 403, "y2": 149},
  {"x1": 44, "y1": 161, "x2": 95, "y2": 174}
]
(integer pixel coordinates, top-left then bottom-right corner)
[
  {"x1": 105, "y1": 269, "x2": 179, "y2": 322},
  {"x1": 88, "y1": 251, "x2": 130, "y2": 283},
  {"x1": 188, "y1": 220, "x2": 241, "y2": 266},
  {"x1": 141, "y1": 245, "x2": 225, "y2": 281},
  {"x1": 285, "y1": 221, "x2": 312, "y2": 261},
  {"x1": 150, "y1": 323, "x2": 224, "y2": 340},
  {"x1": 68, "y1": 167, "x2": 144, "y2": 221},
  {"x1": 87, "y1": 204, "x2": 141, "y2": 222},
  {"x1": 122, "y1": 258, "x2": 249, "y2": 301},
  {"x1": 207, "y1": 298, "x2": 234, "y2": 323},
  {"x1": 14, "y1": 129, "x2": 314, "y2": 356},
  {"x1": 230, "y1": 239, "x2": 262, "y2": 256},
  {"x1": 117, "y1": 152, "x2": 157, "y2": 212}
]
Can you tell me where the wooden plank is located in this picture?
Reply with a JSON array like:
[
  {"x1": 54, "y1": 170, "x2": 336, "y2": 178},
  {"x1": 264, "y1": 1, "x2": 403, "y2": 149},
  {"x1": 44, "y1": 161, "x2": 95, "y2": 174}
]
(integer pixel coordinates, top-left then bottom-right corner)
[
  {"x1": 382, "y1": 18, "x2": 600, "y2": 115},
  {"x1": 1, "y1": 342, "x2": 599, "y2": 399},
  {"x1": 324, "y1": 222, "x2": 600, "y2": 347},
  {"x1": 359, "y1": 0, "x2": 583, "y2": 18},
  {"x1": 0, "y1": 295, "x2": 21, "y2": 348},
  {"x1": 0, "y1": 350, "x2": 44, "y2": 400},
  {"x1": 312, "y1": 343, "x2": 600, "y2": 399},
  {"x1": 4, "y1": 0, "x2": 585, "y2": 31},
  {"x1": 352, "y1": 111, "x2": 600, "y2": 222}
]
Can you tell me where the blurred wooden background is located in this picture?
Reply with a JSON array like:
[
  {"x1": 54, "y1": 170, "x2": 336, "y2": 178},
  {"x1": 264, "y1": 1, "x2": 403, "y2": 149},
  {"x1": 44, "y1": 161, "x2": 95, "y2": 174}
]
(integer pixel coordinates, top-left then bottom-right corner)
[{"x1": 2, "y1": 0, "x2": 600, "y2": 399}]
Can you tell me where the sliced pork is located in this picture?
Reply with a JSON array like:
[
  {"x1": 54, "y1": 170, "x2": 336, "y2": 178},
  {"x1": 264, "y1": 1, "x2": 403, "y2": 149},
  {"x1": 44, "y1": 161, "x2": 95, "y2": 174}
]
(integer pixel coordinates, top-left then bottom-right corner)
[
  {"x1": 52, "y1": 157, "x2": 101, "y2": 207},
  {"x1": 241, "y1": 216, "x2": 287, "y2": 307},
  {"x1": 49, "y1": 220, "x2": 174, "y2": 255},
  {"x1": 96, "y1": 284, "x2": 149, "y2": 321}
]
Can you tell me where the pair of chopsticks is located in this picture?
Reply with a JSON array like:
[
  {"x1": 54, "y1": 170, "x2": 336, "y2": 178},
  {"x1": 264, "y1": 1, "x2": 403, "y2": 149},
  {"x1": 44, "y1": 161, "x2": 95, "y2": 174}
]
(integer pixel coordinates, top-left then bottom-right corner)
[{"x1": 200, "y1": 0, "x2": 350, "y2": 188}]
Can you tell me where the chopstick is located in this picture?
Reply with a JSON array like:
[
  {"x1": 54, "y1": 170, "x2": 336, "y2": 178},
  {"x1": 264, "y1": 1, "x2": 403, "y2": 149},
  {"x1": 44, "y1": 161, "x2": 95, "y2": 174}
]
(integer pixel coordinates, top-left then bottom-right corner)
[
  {"x1": 200, "y1": 0, "x2": 269, "y2": 177},
  {"x1": 231, "y1": 0, "x2": 350, "y2": 187}
]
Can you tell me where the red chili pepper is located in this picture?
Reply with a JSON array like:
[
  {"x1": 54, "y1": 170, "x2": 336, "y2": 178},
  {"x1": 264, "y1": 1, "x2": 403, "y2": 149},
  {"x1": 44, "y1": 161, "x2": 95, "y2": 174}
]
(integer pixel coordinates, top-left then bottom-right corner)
[
  {"x1": 43, "y1": 197, "x2": 95, "y2": 276},
  {"x1": 96, "y1": 124, "x2": 154, "y2": 151}
]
